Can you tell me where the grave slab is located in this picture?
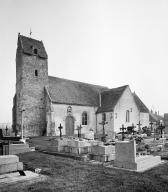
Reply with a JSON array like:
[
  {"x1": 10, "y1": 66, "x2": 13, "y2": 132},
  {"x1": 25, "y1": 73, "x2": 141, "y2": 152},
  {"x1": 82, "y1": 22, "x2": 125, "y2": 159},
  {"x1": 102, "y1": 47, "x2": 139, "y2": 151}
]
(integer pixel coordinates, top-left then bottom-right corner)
[
  {"x1": 9, "y1": 143, "x2": 31, "y2": 155},
  {"x1": 0, "y1": 162, "x2": 23, "y2": 174},
  {"x1": 91, "y1": 145, "x2": 115, "y2": 155},
  {"x1": 0, "y1": 155, "x2": 19, "y2": 165},
  {"x1": 0, "y1": 170, "x2": 47, "y2": 188}
]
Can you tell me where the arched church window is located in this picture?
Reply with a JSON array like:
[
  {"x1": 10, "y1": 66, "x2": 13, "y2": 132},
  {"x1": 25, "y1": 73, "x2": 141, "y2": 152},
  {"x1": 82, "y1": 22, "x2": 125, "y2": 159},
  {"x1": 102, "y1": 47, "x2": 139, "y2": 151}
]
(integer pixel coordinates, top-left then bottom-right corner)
[
  {"x1": 102, "y1": 113, "x2": 106, "y2": 122},
  {"x1": 126, "y1": 110, "x2": 130, "y2": 122},
  {"x1": 82, "y1": 112, "x2": 88, "y2": 125}
]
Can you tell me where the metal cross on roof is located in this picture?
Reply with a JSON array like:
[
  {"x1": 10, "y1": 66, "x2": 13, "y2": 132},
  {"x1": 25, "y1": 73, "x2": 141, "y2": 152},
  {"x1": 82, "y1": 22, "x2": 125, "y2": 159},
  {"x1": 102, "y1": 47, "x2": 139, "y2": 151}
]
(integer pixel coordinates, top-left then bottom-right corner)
[{"x1": 58, "y1": 123, "x2": 63, "y2": 138}]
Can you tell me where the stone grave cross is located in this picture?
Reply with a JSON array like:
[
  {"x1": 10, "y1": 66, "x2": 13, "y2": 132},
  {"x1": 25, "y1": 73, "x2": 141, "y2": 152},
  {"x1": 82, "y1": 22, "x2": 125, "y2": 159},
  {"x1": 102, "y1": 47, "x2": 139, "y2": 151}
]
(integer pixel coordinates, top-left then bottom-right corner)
[
  {"x1": 131, "y1": 123, "x2": 136, "y2": 135},
  {"x1": 99, "y1": 120, "x2": 108, "y2": 142},
  {"x1": 137, "y1": 121, "x2": 142, "y2": 132},
  {"x1": 158, "y1": 123, "x2": 165, "y2": 138},
  {"x1": 5, "y1": 126, "x2": 8, "y2": 136},
  {"x1": 76, "y1": 124, "x2": 82, "y2": 138},
  {"x1": 149, "y1": 121, "x2": 154, "y2": 131},
  {"x1": 58, "y1": 123, "x2": 63, "y2": 138},
  {"x1": 120, "y1": 124, "x2": 127, "y2": 141}
]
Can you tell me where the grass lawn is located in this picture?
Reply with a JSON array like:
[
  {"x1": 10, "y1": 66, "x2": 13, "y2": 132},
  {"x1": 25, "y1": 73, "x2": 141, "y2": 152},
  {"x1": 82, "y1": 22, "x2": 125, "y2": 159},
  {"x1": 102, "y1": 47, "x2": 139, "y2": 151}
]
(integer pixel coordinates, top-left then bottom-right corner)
[{"x1": 1, "y1": 137, "x2": 168, "y2": 192}]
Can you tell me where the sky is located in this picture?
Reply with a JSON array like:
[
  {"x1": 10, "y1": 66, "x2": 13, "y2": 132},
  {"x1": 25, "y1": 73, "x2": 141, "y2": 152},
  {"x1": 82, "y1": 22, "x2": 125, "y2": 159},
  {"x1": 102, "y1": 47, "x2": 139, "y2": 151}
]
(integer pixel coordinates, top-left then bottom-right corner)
[{"x1": 0, "y1": 0, "x2": 168, "y2": 123}]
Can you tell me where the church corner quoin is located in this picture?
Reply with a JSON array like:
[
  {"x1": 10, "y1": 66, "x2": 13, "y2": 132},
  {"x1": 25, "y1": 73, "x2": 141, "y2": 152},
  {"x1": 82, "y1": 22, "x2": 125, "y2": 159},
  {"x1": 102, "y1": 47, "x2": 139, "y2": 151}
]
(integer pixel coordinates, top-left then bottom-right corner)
[{"x1": 12, "y1": 34, "x2": 150, "y2": 137}]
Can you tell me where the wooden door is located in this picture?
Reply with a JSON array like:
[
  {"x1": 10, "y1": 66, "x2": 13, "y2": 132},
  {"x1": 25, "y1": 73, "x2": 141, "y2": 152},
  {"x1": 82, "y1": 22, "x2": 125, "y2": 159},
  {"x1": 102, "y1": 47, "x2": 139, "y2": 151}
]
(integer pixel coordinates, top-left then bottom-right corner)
[{"x1": 65, "y1": 116, "x2": 74, "y2": 136}]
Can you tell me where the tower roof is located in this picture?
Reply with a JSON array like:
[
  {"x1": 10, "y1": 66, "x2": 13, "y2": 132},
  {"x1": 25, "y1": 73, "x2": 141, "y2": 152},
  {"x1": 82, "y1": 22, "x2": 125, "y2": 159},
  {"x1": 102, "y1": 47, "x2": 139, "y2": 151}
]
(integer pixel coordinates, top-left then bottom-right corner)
[{"x1": 18, "y1": 34, "x2": 48, "y2": 59}]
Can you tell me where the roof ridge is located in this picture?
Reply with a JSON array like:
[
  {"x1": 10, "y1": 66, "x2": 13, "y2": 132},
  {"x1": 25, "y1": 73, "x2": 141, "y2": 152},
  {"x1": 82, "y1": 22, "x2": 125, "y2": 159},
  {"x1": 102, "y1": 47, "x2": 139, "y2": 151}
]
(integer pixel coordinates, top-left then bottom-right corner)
[
  {"x1": 19, "y1": 34, "x2": 43, "y2": 43},
  {"x1": 48, "y1": 76, "x2": 108, "y2": 89},
  {"x1": 101, "y1": 85, "x2": 128, "y2": 94}
]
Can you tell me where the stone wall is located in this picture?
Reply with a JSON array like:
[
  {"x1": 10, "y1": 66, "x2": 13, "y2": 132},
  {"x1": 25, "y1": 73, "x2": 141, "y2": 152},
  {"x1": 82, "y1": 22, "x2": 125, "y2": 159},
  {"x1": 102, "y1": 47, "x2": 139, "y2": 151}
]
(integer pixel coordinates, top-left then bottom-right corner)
[
  {"x1": 47, "y1": 103, "x2": 97, "y2": 136},
  {"x1": 14, "y1": 43, "x2": 48, "y2": 136}
]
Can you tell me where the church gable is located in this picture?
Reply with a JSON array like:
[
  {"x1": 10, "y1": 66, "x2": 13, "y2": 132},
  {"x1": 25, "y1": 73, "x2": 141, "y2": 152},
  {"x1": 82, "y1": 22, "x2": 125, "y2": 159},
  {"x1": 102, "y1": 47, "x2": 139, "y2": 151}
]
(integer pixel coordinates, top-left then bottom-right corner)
[
  {"x1": 97, "y1": 85, "x2": 128, "y2": 113},
  {"x1": 48, "y1": 76, "x2": 108, "y2": 106}
]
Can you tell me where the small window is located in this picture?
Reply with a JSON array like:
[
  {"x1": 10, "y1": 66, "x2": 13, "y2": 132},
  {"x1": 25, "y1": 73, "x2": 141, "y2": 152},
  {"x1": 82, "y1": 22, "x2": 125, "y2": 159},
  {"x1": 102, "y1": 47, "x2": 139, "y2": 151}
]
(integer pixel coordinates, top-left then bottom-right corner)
[
  {"x1": 35, "y1": 70, "x2": 38, "y2": 77},
  {"x1": 126, "y1": 110, "x2": 130, "y2": 122},
  {"x1": 33, "y1": 48, "x2": 38, "y2": 54},
  {"x1": 102, "y1": 113, "x2": 106, "y2": 122},
  {"x1": 82, "y1": 112, "x2": 88, "y2": 125}
]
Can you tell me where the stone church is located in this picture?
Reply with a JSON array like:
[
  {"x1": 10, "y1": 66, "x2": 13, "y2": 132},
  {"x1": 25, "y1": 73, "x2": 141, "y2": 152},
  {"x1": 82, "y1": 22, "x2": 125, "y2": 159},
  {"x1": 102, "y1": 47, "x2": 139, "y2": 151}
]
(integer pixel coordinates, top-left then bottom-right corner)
[{"x1": 12, "y1": 34, "x2": 149, "y2": 138}]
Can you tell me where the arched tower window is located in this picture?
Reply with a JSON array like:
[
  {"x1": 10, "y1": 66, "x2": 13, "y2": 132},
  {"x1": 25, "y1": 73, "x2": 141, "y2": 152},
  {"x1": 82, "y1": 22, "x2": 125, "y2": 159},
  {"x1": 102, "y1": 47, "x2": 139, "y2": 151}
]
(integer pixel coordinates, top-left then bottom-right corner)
[
  {"x1": 35, "y1": 70, "x2": 38, "y2": 77},
  {"x1": 82, "y1": 112, "x2": 88, "y2": 125},
  {"x1": 33, "y1": 48, "x2": 38, "y2": 55},
  {"x1": 126, "y1": 110, "x2": 130, "y2": 122},
  {"x1": 102, "y1": 113, "x2": 106, "y2": 122}
]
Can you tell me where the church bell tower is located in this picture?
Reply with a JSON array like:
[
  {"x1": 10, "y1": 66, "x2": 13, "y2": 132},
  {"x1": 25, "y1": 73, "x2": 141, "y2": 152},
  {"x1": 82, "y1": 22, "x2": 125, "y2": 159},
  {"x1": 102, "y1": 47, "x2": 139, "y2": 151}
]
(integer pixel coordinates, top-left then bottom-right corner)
[{"x1": 13, "y1": 33, "x2": 48, "y2": 136}]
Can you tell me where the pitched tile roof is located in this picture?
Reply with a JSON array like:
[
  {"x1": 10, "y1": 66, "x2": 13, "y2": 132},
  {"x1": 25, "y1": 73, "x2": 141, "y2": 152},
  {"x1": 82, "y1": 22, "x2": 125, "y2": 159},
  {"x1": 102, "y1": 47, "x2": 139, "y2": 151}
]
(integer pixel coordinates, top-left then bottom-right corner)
[
  {"x1": 133, "y1": 93, "x2": 149, "y2": 113},
  {"x1": 149, "y1": 112, "x2": 164, "y2": 123},
  {"x1": 18, "y1": 34, "x2": 48, "y2": 59},
  {"x1": 97, "y1": 85, "x2": 128, "y2": 113},
  {"x1": 48, "y1": 76, "x2": 108, "y2": 106},
  {"x1": 164, "y1": 113, "x2": 168, "y2": 120}
]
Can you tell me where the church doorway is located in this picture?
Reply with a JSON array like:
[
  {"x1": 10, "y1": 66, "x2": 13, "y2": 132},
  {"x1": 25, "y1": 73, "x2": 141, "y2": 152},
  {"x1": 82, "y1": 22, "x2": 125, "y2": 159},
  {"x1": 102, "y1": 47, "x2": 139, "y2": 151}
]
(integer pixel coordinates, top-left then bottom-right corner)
[{"x1": 65, "y1": 115, "x2": 74, "y2": 136}]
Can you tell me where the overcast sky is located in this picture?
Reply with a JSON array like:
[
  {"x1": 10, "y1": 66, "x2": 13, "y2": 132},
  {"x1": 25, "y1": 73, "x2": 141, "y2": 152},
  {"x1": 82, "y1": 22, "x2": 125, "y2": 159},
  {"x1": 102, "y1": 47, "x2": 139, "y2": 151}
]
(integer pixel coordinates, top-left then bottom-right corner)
[{"x1": 0, "y1": 0, "x2": 168, "y2": 123}]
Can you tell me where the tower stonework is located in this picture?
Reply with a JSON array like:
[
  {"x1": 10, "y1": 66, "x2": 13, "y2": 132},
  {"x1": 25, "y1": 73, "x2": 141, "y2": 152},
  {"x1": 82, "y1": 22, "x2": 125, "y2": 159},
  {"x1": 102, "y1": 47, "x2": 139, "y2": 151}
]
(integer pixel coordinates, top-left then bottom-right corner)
[{"x1": 12, "y1": 34, "x2": 48, "y2": 136}]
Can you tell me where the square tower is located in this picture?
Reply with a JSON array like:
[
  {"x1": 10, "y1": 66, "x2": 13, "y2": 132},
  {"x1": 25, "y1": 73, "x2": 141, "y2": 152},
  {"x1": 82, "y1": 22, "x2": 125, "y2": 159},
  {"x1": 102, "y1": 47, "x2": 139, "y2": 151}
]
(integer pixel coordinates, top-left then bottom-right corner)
[{"x1": 12, "y1": 34, "x2": 48, "y2": 136}]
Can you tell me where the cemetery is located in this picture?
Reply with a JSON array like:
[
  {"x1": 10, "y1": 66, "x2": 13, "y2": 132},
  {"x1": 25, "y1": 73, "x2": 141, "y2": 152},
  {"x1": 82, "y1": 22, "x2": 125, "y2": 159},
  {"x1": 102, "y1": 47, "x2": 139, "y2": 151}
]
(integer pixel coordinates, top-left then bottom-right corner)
[{"x1": 1, "y1": 122, "x2": 168, "y2": 191}]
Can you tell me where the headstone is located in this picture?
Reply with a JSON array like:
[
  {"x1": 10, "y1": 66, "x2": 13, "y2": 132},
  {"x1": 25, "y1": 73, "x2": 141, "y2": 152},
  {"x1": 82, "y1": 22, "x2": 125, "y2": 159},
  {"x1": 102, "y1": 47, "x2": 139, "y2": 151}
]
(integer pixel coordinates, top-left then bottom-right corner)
[
  {"x1": 114, "y1": 140, "x2": 162, "y2": 172},
  {"x1": 90, "y1": 144, "x2": 115, "y2": 162}
]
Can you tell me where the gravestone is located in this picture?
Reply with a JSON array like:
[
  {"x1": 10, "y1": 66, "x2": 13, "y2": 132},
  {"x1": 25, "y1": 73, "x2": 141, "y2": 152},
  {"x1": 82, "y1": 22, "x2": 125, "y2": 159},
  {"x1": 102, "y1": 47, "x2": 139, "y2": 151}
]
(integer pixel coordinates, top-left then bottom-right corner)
[
  {"x1": 90, "y1": 145, "x2": 115, "y2": 162},
  {"x1": 114, "y1": 139, "x2": 162, "y2": 172}
]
